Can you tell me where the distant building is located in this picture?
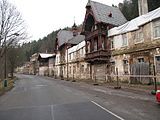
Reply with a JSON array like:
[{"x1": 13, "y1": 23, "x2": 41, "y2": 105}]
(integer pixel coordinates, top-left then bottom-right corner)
[
  {"x1": 55, "y1": 23, "x2": 86, "y2": 79},
  {"x1": 38, "y1": 53, "x2": 55, "y2": 76},
  {"x1": 29, "y1": 53, "x2": 38, "y2": 75}
]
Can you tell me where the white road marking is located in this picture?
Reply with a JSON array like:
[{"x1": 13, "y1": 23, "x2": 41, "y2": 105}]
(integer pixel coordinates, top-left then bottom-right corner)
[
  {"x1": 91, "y1": 101, "x2": 125, "y2": 120},
  {"x1": 93, "y1": 88, "x2": 107, "y2": 93},
  {"x1": 35, "y1": 85, "x2": 48, "y2": 87},
  {"x1": 51, "y1": 105, "x2": 55, "y2": 120}
]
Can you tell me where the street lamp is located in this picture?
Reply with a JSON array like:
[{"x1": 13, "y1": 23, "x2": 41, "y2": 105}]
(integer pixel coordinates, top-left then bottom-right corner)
[{"x1": 4, "y1": 33, "x2": 19, "y2": 79}]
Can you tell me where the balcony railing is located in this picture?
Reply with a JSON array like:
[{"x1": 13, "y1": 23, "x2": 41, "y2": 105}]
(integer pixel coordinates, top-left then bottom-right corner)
[
  {"x1": 85, "y1": 30, "x2": 107, "y2": 40},
  {"x1": 85, "y1": 49, "x2": 111, "y2": 62}
]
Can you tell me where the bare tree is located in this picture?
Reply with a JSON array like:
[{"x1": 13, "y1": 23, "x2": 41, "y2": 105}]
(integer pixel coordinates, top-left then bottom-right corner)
[
  {"x1": 0, "y1": 0, "x2": 27, "y2": 54},
  {"x1": 0, "y1": 0, "x2": 27, "y2": 79}
]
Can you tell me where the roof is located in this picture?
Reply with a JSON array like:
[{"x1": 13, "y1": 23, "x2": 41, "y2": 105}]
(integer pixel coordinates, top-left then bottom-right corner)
[
  {"x1": 68, "y1": 41, "x2": 85, "y2": 54},
  {"x1": 38, "y1": 53, "x2": 55, "y2": 59},
  {"x1": 67, "y1": 35, "x2": 85, "y2": 45},
  {"x1": 89, "y1": 1, "x2": 127, "y2": 26},
  {"x1": 57, "y1": 30, "x2": 73, "y2": 47},
  {"x1": 108, "y1": 7, "x2": 160, "y2": 37}
]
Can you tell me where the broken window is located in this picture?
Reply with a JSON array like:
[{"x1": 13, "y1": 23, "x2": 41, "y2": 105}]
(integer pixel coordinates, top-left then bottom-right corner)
[
  {"x1": 81, "y1": 65, "x2": 84, "y2": 73},
  {"x1": 136, "y1": 28, "x2": 143, "y2": 43},
  {"x1": 122, "y1": 34, "x2": 128, "y2": 47},
  {"x1": 137, "y1": 57, "x2": 144, "y2": 63},
  {"x1": 153, "y1": 19, "x2": 160, "y2": 38}
]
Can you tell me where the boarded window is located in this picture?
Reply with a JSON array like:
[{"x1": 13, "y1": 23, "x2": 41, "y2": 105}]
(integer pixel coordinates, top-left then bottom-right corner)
[{"x1": 153, "y1": 19, "x2": 160, "y2": 38}]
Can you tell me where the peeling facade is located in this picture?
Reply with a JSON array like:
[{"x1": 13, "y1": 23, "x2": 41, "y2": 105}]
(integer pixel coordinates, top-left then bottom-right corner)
[
  {"x1": 108, "y1": 9, "x2": 160, "y2": 84},
  {"x1": 66, "y1": 41, "x2": 90, "y2": 80}
]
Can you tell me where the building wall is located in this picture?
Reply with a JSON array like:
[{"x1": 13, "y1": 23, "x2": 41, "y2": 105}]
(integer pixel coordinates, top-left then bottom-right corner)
[
  {"x1": 58, "y1": 41, "x2": 91, "y2": 80},
  {"x1": 49, "y1": 58, "x2": 54, "y2": 76},
  {"x1": 55, "y1": 52, "x2": 61, "y2": 78},
  {"x1": 39, "y1": 66, "x2": 49, "y2": 76},
  {"x1": 110, "y1": 18, "x2": 160, "y2": 84}
]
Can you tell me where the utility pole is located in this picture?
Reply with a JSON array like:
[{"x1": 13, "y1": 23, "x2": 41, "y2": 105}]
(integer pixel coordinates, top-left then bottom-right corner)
[
  {"x1": 4, "y1": 33, "x2": 19, "y2": 79},
  {"x1": 4, "y1": 34, "x2": 7, "y2": 79}
]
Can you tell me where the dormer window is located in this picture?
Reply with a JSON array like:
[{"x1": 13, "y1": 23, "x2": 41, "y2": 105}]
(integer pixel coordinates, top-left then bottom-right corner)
[{"x1": 108, "y1": 12, "x2": 112, "y2": 17}]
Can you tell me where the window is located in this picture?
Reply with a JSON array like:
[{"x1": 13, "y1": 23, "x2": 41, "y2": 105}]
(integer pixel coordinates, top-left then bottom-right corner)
[
  {"x1": 73, "y1": 66, "x2": 76, "y2": 73},
  {"x1": 70, "y1": 66, "x2": 72, "y2": 74},
  {"x1": 136, "y1": 28, "x2": 143, "y2": 43},
  {"x1": 123, "y1": 59, "x2": 129, "y2": 74},
  {"x1": 81, "y1": 65, "x2": 84, "y2": 73},
  {"x1": 156, "y1": 56, "x2": 160, "y2": 61},
  {"x1": 87, "y1": 41, "x2": 90, "y2": 53},
  {"x1": 87, "y1": 64, "x2": 90, "y2": 73},
  {"x1": 137, "y1": 57, "x2": 144, "y2": 63},
  {"x1": 69, "y1": 53, "x2": 71, "y2": 60},
  {"x1": 111, "y1": 37, "x2": 114, "y2": 49},
  {"x1": 155, "y1": 56, "x2": 160, "y2": 73},
  {"x1": 64, "y1": 67, "x2": 66, "y2": 74},
  {"x1": 153, "y1": 20, "x2": 160, "y2": 38},
  {"x1": 111, "y1": 61, "x2": 115, "y2": 74},
  {"x1": 122, "y1": 34, "x2": 128, "y2": 46},
  {"x1": 94, "y1": 38, "x2": 98, "y2": 51},
  {"x1": 102, "y1": 36, "x2": 105, "y2": 49}
]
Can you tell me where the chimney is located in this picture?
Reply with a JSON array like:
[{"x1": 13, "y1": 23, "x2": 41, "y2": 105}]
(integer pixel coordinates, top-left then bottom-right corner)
[{"x1": 138, "y1": 0, "x2": 148, "y2": 16}]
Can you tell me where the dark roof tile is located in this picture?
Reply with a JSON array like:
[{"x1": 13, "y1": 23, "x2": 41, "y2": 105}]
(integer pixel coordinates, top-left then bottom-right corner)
[{"x1": 90, "y1": 1, "x2": 127, "y2": 26}]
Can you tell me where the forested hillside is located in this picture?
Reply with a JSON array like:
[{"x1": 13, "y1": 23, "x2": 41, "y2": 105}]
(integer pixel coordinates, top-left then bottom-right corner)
[
  {"x1": 17, "y1": 0, "x2": 160, "y2": 66},
  {"x1": 119, "y1": 0, "x2": 160, "y2": 21},
  {"x1": 21, "y1": 30, "x2": 59, "y2": 61}
]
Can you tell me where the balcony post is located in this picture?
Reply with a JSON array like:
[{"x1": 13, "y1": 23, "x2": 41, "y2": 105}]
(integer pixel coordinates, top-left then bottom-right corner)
[
  {"x1": 85, "y1": 41, "x2": 88, "y2": 53},
  {"x1": 91, "y1": 39, "x2": 94, "y2": 52},
  {"x1": 98, "y1": 35, "x2": 102, "y2": 50}
]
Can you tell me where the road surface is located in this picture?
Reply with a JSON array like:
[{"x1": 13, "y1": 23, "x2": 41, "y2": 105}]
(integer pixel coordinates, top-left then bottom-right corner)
[{"x1": 0, "y1": 74, "x2": 159, "y2": 120}]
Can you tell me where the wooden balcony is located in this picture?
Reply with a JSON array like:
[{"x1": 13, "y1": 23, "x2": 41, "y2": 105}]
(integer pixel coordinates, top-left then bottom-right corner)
[
  {"x1": 85, "y1": 30, "x2": 107, "y2": 40},
  {"x1": 85, "y1": 49, "x2": 111, "y2": 63}
]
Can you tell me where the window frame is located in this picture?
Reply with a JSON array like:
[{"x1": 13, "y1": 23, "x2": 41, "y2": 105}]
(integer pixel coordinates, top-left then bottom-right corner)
[
  {"x1": 153, "y1": 19, "x2": 160, "y2": 39},
  {"x1": 122, "y1": 34, "x2": 128, "y2": 47},
  {"x1": 111, "y1": 37, "x2": 115, "y2": 49},
  {"x1": 135, "y1": 27, "x2": 144, "y2": 44}
]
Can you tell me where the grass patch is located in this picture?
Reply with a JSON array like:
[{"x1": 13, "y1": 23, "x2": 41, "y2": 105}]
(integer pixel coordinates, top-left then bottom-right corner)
[{"x1": 0, "y1": 76, "x2": 17, "y2": 96}]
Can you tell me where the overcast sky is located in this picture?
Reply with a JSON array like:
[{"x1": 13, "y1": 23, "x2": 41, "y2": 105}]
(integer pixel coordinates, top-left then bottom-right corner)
[{"x1": 8, "y1": 0, "x2": 123, "y2": 41}]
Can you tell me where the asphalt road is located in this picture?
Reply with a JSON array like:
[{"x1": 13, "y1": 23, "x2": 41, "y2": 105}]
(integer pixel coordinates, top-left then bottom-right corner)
[{"x1": 0, "y1": 74, "x2": 159, "y2": 120}]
